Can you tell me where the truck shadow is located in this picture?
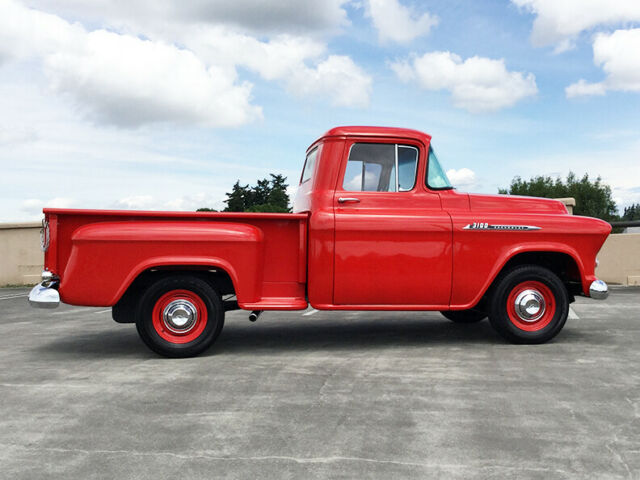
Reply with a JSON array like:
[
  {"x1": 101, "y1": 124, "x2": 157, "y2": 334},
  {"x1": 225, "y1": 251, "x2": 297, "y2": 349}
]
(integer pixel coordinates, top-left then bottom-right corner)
[
  {"x1": 210, "y1": 316, "x2": 596, "y2": 355},
  {"x1": 207, "y1": 319, "x2": 501, "y2": 356},
  {"x1": 35, "y1": 316, "x2": 595, "y2": 359}
]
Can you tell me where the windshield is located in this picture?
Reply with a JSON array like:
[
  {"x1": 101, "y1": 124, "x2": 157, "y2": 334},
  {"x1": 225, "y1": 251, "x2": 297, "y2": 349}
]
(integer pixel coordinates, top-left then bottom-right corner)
[{"x1": 426, "y1": 146, "x2": 453, "y2": 189}]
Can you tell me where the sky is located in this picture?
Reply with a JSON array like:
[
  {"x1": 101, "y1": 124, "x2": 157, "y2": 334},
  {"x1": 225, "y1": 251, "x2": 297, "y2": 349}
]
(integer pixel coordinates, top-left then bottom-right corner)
[{"x1": 1, "y1": 0, "x2": 639, "y2": 221}]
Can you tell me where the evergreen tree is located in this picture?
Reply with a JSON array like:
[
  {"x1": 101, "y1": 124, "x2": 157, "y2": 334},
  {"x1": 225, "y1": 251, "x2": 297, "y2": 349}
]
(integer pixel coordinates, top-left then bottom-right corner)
[
  {"x1": 499, "y1": 172, "x2": 618, "y2": 222},
  {"x1": 223, "y1": 181, "x2": 252, "y2": 212},
  {"x1": 203, "y1": 175, "x2": 291, "y2": 213},
  {"x1": 622, "y1": 203, "x2": 640, "y2": 221}
]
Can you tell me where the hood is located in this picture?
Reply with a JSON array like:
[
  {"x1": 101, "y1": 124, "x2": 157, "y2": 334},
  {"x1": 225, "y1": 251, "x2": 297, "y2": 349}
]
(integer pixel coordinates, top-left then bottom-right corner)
[{"x1": 467, "y1": 193, "x2": 568, "y2": 214}]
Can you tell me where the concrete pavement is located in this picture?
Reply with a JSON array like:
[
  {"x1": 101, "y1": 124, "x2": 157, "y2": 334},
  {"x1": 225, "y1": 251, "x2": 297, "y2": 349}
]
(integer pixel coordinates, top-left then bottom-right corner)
[{"x1": 0, "y1": 287, "x2": 639, "y2": 479}]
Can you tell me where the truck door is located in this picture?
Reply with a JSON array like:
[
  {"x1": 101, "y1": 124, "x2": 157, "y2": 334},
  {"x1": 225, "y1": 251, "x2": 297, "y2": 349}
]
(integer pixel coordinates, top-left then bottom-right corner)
[{"x1": 333, "y1": 140, "x2": 452, "y2": 307}]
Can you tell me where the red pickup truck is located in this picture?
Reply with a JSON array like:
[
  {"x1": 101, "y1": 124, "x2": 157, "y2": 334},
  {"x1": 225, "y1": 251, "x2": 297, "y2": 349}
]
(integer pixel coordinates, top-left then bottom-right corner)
[{"x1": 29, "y1": 126, "x2": 611, "y2": 357}]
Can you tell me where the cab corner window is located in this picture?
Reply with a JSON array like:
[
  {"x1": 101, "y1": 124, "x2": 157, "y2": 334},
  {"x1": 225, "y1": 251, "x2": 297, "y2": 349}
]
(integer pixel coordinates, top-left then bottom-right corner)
[
  {"x1": 342, "y1": 143, "x2": 418, "y2": 192},
  {"x1": 426, "y1": 146, "x2": 453, "y2": 190},
  {"x1": 301, "y1": 147, "x2": 318, "y2": 184}
]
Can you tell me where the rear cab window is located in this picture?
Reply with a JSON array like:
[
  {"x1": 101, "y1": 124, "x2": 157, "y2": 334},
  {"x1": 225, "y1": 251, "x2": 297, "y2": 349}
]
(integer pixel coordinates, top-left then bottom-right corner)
[
  {"x1": 301, "y1": 147, "x2": 318, "y2": 184},
  {"x1": 342, "y1": 143, "x2": 418, "y2": 192}
]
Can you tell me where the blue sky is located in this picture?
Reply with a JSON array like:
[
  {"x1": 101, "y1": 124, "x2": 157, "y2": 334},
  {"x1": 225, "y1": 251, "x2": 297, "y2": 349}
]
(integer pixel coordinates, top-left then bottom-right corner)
[{"x1": 1, "y1": 0, "x2": 639, "y2": 221}]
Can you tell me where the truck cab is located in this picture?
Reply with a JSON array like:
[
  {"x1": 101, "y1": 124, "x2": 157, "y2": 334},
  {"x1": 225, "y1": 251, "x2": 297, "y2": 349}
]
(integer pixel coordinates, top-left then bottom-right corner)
[{"x1": 29, "y1": 126, "x2": 611, "y2": 357}]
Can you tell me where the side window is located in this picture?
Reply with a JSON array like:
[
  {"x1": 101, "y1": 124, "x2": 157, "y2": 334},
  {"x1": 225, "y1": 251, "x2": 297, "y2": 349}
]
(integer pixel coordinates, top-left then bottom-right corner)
[
  {"x1": 398, "y1": 146, "x2": 418, "y2": 191},
  {"x1": 342, "y1": 143, "x2": 418, "y2": 192},
  {"x1": 301, "y1": 147, "x2": 318, "y2": 184}
]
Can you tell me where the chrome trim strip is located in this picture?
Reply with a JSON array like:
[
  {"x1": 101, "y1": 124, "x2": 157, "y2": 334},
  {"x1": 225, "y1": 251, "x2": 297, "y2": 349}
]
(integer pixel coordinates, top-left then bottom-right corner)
[{"x1": 463, "y1": 223, "x2": 541, "y2": 231}]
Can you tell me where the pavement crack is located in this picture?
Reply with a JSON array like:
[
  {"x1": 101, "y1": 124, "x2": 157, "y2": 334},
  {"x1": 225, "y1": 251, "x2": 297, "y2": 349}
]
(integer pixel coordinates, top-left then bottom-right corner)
[
  {"x1": 605, "y1": 443, "x2": 633, "y2": 479},
  {"x1": 1, "y1": 444, "x2": 572, "y2": 474}
]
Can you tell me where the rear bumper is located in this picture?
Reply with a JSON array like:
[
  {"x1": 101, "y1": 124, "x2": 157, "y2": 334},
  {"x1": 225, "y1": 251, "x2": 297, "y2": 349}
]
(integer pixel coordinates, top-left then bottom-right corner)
[
  {"x1": 28, "y1": 271, "x2": 60, "y2": 308},
  {"x1": 29, "y1": 283, "x2": 60, "y2": 308},
  {"x1": 589, "y1": 279, "x2": 609, "y2": 300}
]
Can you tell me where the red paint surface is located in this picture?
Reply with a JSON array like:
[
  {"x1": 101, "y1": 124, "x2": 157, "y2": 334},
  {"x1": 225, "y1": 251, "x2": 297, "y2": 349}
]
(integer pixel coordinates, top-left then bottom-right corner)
[{"x1": 43, "y1": 126, "x2": 611, "y2": 311}]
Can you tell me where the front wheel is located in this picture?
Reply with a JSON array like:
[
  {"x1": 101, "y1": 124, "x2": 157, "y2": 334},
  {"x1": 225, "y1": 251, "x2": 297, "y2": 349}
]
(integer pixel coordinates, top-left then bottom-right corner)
[
  {"x1": 135, "y1": 275, "x2": 224, "y2": 357},
  {"x1": 488, "y1": 265, "x2": 569, "y2": 344}
]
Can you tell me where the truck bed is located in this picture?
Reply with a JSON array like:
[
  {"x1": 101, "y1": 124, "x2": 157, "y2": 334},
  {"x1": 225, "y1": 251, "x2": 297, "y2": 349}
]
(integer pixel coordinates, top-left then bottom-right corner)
[{"x1": 43, "y1": 208, "x2": 308, "y2": 309}]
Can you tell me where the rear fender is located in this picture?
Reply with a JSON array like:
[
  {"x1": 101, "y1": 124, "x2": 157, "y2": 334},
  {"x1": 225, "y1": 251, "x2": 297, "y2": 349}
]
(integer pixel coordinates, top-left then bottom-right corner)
[{"x1": 60, "y1": 221, "x2": 264, "y2": 306}]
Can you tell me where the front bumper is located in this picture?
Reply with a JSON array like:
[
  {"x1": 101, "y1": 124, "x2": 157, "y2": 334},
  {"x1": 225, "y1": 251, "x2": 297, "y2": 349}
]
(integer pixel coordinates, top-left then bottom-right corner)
[
  {"x1": 589, "y1": 279, "x2": 609, "y2": 300},
  {"x1": 28, "y1": 271, "x2": 60, "y2": 309}
]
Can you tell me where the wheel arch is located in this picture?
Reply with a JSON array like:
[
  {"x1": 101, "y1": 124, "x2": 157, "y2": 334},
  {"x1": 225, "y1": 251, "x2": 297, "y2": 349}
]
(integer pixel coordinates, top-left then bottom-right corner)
[
  {"x1": 111, "y1": 259, "x2": 239, "y2": 323},
  {"x1": 457, "y1": 246, "x2": 585, "y2": 311},
  {"x1": 111, "y1": 257, "x2": 239, "y2": 304}
]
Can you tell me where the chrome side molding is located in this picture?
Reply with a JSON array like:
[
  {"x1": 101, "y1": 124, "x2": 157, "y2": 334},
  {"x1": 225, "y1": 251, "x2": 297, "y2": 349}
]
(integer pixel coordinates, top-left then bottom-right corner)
[
  {"x1": 589, "y1": 279, "x2": 609, "y2": 300},
  {"x1": 463, "y1": 223, "x2": 541, "y2": 231}
]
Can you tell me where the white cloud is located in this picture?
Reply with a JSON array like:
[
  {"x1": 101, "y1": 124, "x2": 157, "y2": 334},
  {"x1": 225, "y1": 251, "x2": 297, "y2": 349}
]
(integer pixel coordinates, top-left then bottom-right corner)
[
  {"x1": 20, "y1": 197, "x2": 75, "y2": 219},
  {"x1": 47, "y1": 197, "x2": 75, "y2": 208},
  {"x1": 0, "y1": 0, "x2": 370, "y2": 127},
  {"x1": 112, "y1": 193, "x2": 228, "y2": 212},
  {"x1": 566, "y1": 28, "x2": 640, "y2": 98},
  {"x1": 24, "y1": 0, "x2": 351, "y2": 35},
  {"x1": 112, "y1": 195, "x2": 156, "y2": 210},
  {"x1": 186, "y1": 29, "x2": 327, "y2": 81},
  {"x1": 47, "y1": 31, "x2": 261, "y2": 127},
  {"x1": 184, "y1": 28, "x2": 372, "y2": 108},
  {"x1": 0, "y1": 0, "x2": 261, "y2": 127},
  {"x1": 169, "y1": 0, "x2": 350, "y2": 34},
  {"x1": 366, "y1": 0, "x2": 438, "y2": 44},
  {"x1": 512, "y1": 0, "x2": 640, "y2": 48},
  {"x1": 392, "y1": 51, "x2": 538, "y2": 112},
  {"x1": 565, "y1": 79, "x2": 606, "y2": 98},
  {"x1": 0, "y1": 125, "x2": 37, "y2": 145},
  {"x1": 288, "y1": 56, "x2": 372, "y2": 108},
  {"x1": 446, "y1": 168, "x2": 476, "y2": 188}
]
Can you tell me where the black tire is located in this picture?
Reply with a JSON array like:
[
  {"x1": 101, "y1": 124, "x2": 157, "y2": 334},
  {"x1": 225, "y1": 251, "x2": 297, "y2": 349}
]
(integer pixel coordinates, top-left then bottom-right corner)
[
  {"x1": 441, "y1": 310, "x2": 487, "y2": 323},
  {"x1": 488, "y1": 265, "x2": 569, "y2": 344},
  {"x1": 135, "y1": 275, "x2": 224, "y2": 358}
]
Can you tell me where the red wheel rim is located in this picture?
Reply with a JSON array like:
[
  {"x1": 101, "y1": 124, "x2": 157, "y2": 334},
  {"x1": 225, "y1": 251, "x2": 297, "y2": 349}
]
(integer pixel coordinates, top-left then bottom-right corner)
[
  {"x1": 506, "y1": 280, "x2": 556, "y2": 332},
  {"x1": 152, "y1": 289, "x2": 208, "y2": 344}
]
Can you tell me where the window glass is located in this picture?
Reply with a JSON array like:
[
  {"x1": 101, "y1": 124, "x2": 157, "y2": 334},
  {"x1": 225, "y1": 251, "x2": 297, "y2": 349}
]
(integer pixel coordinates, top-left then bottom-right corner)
[
  {"x1": 301, "y1": 147, "x2": 318, "y2": 184},
  {"x1": 398, "y1": 146, "x2": 418, "y2": 191},
  {"x1": 426, "y1": 147, "x2": 452, "y2": 189},
  {"x1": 342, "y1": 143, "x2": 417, "y2": 192}
]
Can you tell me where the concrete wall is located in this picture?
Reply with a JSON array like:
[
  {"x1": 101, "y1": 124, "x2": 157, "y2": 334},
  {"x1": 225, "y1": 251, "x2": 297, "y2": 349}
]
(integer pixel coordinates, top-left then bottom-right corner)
[
  {"x1": 0, "y1": 222, "x2": 638, "y2": 286},
  {"x1": 0, "y1": 223, "x2": 43, "y2": 286},
  {"x1": 596, "y1": 233, "x2": 640, "y2": 286}
]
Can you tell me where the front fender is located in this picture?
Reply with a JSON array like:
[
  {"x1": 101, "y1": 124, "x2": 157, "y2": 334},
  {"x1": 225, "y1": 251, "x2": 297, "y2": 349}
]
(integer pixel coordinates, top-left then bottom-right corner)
[
  {"x1": 460, "y1": 243, "x2": 586, "y2": 309},
  {"x1": 60, "y1": 221, "x2": 264, "y2": 306},
  {"x1": 450, "y1": 213, "x2": 610, "y2": 308}
]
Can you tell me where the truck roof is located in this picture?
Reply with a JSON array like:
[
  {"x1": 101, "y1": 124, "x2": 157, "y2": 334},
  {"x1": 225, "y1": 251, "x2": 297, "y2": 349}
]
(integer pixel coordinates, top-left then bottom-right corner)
[{"x1": 319, "y1": 126, "x2": 432, "y2": 143}]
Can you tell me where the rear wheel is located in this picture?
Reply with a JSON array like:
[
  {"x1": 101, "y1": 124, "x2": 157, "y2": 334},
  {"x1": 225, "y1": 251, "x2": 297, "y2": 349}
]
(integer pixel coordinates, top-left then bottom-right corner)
[
  {"x1": 488, "y1": 265, "x2": 569, "y2": 344},
  {"x1": 441, "y1": 309, "x2": 486, "y2": 323},
  {"x1": 135, "y1": 275, "x2": 224, "y2": 357}
]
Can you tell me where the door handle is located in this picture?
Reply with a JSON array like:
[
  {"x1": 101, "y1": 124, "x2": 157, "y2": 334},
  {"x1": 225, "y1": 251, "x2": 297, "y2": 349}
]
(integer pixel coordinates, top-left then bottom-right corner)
[{"x1": 338, "y1": 197, "x2": 360, "y2": 203}]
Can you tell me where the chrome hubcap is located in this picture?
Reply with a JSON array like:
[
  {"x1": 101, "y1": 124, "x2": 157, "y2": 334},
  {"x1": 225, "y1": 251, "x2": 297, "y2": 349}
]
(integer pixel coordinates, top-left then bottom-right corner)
[
  {"x1": 514, "y1": 289, "x2": 545, "y2": 322},
  {"x1": 162, "y1": 300, "x2": 198, "y2": 333}
]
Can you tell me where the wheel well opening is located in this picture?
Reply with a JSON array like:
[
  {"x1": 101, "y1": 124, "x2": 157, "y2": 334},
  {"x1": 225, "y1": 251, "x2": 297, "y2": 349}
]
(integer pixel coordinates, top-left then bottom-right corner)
[
  {"x1": 127, "y1": 266, "x2": 236, "y2": 297},
  {"x1": 499, "y1": 251, "x2": 582, "y2": 296},
  {"x1": 112, "y1": 266, "x2": 237, "y2": 323}
]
